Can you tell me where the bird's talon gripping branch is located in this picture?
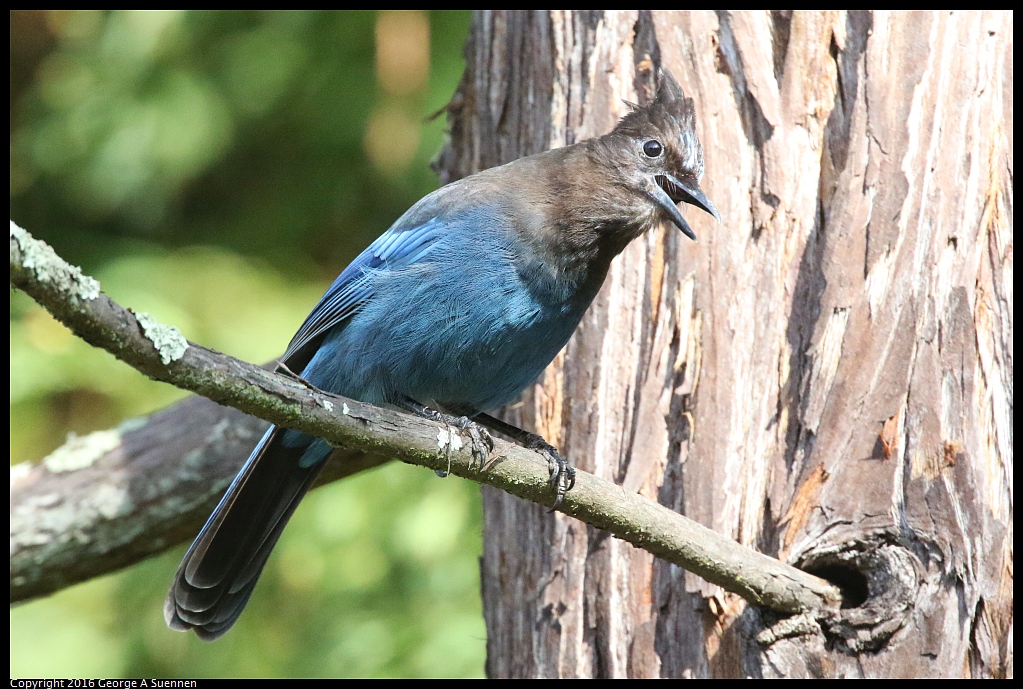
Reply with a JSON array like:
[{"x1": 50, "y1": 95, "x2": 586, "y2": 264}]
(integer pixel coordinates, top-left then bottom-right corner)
[
  {"x1": 402, "y1": 400, "x2": 494, "y2": 473},
  {"x1": 532, "y1": 439, "x2": 574, "y2": 509},
  {"x1": 457, "y1": 416, "x2": 494, "y2": 471},
  {"x1": 548, "y1": 461, "x2": 575, "y2": 510}
]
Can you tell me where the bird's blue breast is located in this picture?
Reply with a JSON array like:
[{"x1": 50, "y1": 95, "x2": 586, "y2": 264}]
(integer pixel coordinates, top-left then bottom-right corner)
[{"x1": 297, "y1": 201, "x2": 596, "y2": 413}]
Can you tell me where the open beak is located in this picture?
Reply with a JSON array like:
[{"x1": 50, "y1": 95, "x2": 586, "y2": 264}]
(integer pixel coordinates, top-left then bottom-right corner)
[{"x1": 649, "y1": 174, "x2": 720, "y2": 241}]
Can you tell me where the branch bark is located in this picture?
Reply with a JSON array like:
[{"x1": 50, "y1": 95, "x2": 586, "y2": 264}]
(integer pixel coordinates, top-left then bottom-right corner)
[{"x1": 10, "y1": 221, "x2": 841, "y2": 621}]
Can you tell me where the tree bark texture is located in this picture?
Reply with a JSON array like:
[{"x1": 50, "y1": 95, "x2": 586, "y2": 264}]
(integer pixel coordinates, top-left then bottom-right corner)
[{"x1": 441, "y1": 10, "x2": 1012, "y2": 678}]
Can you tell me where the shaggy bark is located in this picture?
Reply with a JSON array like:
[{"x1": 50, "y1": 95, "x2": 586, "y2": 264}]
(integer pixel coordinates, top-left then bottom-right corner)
[{"x1": 444, "y1": 10, "x2": 1012, "y2": 679}]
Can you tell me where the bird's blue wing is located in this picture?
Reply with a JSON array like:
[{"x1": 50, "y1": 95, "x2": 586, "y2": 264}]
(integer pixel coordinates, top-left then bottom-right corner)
[{"x1": 280, "y1": 213, "x2": 449, "y2": 367}]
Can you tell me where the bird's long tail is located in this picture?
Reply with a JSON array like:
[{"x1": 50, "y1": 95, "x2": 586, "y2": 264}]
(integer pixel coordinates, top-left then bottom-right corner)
[{"x1": 164, "y1": 426, "x2": 326, "y2": 640}]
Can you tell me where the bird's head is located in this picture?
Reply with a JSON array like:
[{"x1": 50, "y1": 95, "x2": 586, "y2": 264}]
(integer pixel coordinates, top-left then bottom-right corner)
[{"x1": 596, "y1": 69, "x2": 719, "y2": 241}]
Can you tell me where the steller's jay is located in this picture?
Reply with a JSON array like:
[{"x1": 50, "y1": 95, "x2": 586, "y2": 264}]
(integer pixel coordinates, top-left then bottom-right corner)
[{"x1": 165, "y1": 69, "x2": 719, "y2": 640}]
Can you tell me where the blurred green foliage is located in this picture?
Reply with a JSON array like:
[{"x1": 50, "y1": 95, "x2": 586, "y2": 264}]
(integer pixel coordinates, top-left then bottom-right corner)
[{"x1": 10, "y1": 10, "x2": 485, "y2": 678}]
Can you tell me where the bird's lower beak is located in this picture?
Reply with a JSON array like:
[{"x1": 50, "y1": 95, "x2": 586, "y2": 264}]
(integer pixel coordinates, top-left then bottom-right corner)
[{"x1": 650, "y1": 174, "x2": 720, "y2": 241}]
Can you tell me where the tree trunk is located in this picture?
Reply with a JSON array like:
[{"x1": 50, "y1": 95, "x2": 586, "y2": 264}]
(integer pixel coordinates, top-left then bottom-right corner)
[{"x1": 442, "y1": 10, "x2": 1013, "y2": 678}]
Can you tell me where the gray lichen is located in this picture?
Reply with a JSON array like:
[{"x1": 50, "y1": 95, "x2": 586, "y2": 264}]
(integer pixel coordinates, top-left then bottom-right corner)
[
  {"x1": 135, "y1": 311, "x2": 189, "y2": 364},
  {"x1": 10, "y1": 220, "x2": 101, "y2": 301},
  {"x1": 42, "y1": 429, "x2": 122, "y2": 473}
]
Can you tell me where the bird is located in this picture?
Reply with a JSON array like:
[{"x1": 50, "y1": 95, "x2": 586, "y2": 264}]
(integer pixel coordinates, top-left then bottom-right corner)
[{"x1": 165, "y1": 68, "x2": 719, "y2": 640}]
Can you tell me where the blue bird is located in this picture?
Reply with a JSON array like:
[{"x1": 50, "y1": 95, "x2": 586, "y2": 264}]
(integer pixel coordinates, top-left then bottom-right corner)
[{"x1": 165, "y1": 69, "x2": 719, "y2": 640}]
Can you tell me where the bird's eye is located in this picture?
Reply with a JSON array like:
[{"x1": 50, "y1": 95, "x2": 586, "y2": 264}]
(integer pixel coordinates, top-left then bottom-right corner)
[{"x1": 642, "y1": 139, "x2": 664, "y2": 158}]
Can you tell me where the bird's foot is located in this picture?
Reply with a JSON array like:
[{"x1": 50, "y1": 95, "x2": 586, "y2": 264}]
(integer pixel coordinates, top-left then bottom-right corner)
[
  {"x1": 464, "y1": 411, "x2": 577, "y2": 510},
  {"x1": 405, "y1": 401, "x2": 494, "y2": 475},
  {"x1": 523, "y1": 436, "x2": 575, "y2": 509},
  {"x1": 455, "y1": 415, "x2": 495, "y2": 471}
]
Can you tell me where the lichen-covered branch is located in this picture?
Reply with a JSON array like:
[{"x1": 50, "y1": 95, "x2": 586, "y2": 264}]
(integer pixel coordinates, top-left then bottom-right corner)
[{"x1": 10, "y1": 220, "x2": 842, "y2": 617}]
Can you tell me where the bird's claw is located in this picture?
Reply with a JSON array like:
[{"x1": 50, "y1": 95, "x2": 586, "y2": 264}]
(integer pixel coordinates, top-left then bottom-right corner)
[
  {"x1": 525, "y1": 437, "x2": 575, "y2": 510},
  {"x1": 430, "y1": 412, "x2": 494, "y2": 475},
  {"x1": 456, "y1": 416, "x2": 494, "y2": 471},
  {"x1": 547, "y1": 453, "x2": 576, "y2": 510}
]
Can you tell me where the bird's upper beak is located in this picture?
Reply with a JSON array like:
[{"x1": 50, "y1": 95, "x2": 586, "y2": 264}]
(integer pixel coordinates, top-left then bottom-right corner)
[{"x1": 649, "y1": 174, "x2": 720, "y2": 241}]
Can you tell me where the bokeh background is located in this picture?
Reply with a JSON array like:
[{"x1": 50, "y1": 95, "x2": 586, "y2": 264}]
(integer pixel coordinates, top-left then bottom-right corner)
[{"x1": 10, "y1": 10, "x2": 485, "y2": 678}]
